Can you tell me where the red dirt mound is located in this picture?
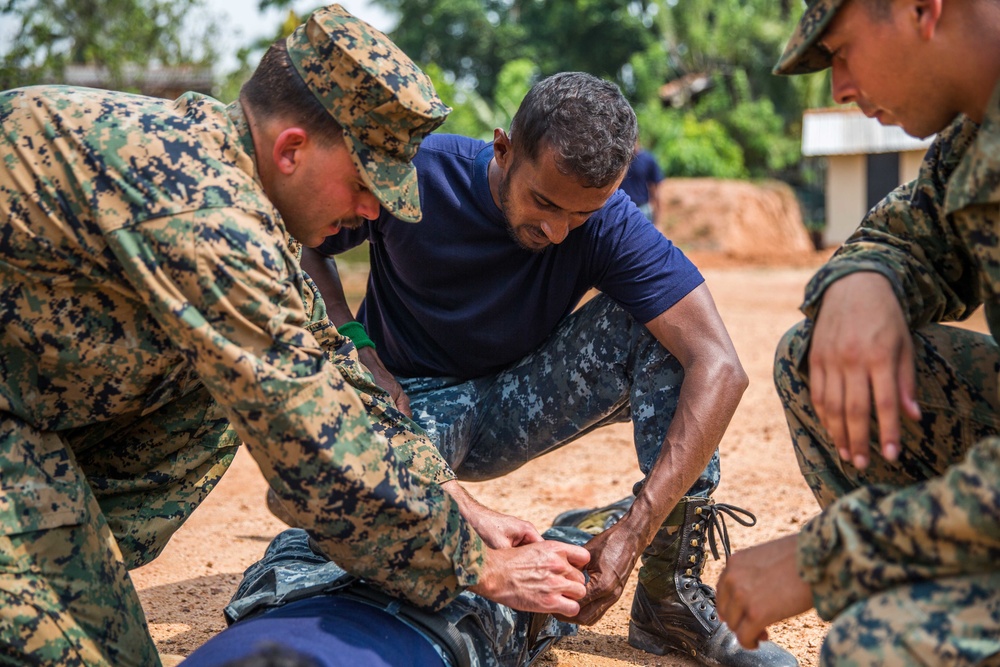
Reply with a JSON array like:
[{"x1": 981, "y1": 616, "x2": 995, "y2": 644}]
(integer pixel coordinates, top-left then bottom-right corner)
[{"x1": 656, "y1": 178, "x2": 816, "y2": 264}]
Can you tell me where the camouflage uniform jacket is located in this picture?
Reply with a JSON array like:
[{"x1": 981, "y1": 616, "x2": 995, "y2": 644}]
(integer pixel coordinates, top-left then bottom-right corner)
[
  {"x1": 793, "y1": 80, "x2": 1000, "y2": 620},
  {"x1": 0, "y1": 85, "x2": 483, "y2": 609}
]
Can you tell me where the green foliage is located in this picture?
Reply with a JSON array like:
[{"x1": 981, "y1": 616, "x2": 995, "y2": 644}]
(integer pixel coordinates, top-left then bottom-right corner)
[
  {"x1": 422, "y1": 58, "x2": 537, "y2": 139},
  {"x1": 214, "y1": 7, "x2": 306, "y2": 103},
  {"x1": 348, "y1": 0, "x2": 833, "y2": 186},
  {"x1": 491, "y1": 58, "x2": 536, "y2": 128},
  {"x1": 422, "y1": 63, "x2": 492, "y2": 139},
  {"x1": 0, "y1": 0, "x2": 835, "y2": 191},
  {"x1": 0, "y1": 0, "x2": 221, "y2": 91},
  {"x1": 720, "y1": 96, "x2": 799, "y2": 175},
  {"x1": 625, "y1": 40, "x2": 671, "y2": 104},
  {"x1": 369, "y1": 0, "x2": 657, "y2": 102},
  {"x1": 638, "y1": 104, "x2": 746, "y2": 179}
]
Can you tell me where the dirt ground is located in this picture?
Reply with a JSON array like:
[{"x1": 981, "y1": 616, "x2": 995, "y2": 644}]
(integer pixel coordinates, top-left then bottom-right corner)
[{"x1": 130, "y1": 250, "x2": 860, "y2": 666}]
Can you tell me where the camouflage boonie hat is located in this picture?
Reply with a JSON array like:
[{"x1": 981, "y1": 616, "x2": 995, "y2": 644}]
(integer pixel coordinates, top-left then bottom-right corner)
[
  {"x1": 774, "y1": 0, "x2": 848, "y2": 76},
  {"x1": 286, "y1": 4, "x2": 451, "y2": 222}
]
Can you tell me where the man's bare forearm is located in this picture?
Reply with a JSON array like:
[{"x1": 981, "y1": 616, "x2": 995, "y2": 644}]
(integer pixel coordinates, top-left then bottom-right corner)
[{"x1": 301, "y1": 246, "x2": 355, "y2": 324}]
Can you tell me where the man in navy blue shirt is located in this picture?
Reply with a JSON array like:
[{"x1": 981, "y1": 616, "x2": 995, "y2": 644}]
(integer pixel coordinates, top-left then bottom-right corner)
[
  {"x1": 620, "y1": 140, "x2": 665, "y2": 222},
  {"x1": 299, "y1": 72, "x2": 797, "y2": 667}
]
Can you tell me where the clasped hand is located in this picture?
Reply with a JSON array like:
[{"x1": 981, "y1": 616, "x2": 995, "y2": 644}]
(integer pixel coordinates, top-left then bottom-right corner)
[{"x1": 557, "y1": 519, "x2": 642, "y2": 625}]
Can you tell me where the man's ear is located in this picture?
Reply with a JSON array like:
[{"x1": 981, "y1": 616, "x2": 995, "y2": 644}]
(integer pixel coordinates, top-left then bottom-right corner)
[
  {"x1": 271, "y1": 127, "x2": 309, "y2": 175},
  {"x1": 493, "y1": 128, "x2": 513, "y2": 170},
  {"x1": 912, "y1": 0, "x2": 943, "y2": 40}
]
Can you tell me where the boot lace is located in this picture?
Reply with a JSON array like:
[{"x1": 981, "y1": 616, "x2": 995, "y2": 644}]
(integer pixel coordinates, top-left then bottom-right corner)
[
  {"x1": 698, "y1": 501, "x2": 757, "y2": 561},
  {"x1": 684, "y1": 502, "x2": 757, "y2": 616}
]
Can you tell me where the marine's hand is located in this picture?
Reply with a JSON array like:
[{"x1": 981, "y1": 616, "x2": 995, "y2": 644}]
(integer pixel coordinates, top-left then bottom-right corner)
[
  {"x1": 810, "y1": 272, "x2": 921, "y2": 469},
  {"x1": 358, "y1": 347, "x2": 412, "y2": 416},
  {"x1": 716, "y1": 535, "x2": 813, "y2": 649},
  {"x1": 561, "y1": 520, "x2": 641, "y2": 625},
  {"x1": 442, "y1": 480, "x2": 542, "y2": 548},
  {"x1": 471, "y1": 541, "x2": 590, "y2": 617}
]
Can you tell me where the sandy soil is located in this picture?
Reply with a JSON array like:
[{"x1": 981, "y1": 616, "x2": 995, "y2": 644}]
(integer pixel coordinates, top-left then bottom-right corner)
[{"x1": 133, "y1": 252, "x2": 948, "y2": 666}]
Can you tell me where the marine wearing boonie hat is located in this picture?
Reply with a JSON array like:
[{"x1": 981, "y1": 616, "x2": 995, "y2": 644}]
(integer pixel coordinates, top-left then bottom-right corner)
[
  {"x1": 774, "y1": 0, "x2": 849, "y2": 75},
  {"x1": 285, "y1": 4, "x2": 451, "y2": 222}
]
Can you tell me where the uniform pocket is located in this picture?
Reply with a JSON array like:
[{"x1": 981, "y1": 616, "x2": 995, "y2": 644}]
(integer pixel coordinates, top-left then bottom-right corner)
[{"x1": 0, "y1": 415, "x2": 87, "y2": 537}]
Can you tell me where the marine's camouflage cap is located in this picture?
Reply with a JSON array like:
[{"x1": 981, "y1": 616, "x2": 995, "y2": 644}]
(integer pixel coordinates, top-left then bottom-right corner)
[
  {"x1": 286, "y1": 4, "x2": 451, "y2": 222},
  {"x1": 774, "y1": 0, "x2": 849, "y2": 75}
]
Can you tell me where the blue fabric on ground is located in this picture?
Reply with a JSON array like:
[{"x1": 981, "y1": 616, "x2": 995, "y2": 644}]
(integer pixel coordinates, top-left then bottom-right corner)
[{"x1": 181, "y1": 596, "x2": 446, "y2": 667}]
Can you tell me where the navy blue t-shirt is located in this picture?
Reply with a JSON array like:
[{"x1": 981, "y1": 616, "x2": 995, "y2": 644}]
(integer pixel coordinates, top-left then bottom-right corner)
[
  {"x1": 317, "y1": 134, "x2": 702, "y2": 380},
  {"x1": 619, "y1": 149, "x2": 664, "y2": 207}
]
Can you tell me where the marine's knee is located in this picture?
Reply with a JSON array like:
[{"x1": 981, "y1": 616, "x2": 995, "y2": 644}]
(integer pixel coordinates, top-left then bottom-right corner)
[
  {"x1": 586, "y1": 293, "x2": 646, "y2": 336},
  {"x1": 820, "y1": 600, "x2": 885, "y2": 667},
  {"x1": 820, "y1": 590, "x2": 969, "y2": 667}
]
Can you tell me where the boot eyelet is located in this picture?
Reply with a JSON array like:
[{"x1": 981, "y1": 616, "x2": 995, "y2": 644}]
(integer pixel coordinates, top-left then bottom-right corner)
[{"x1": 683, "y1": 582, "x2": 691, "y2": 589}]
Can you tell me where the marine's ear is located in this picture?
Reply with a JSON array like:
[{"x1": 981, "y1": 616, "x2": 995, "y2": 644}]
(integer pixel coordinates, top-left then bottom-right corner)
[
  {"x1": 271, "y1": 127, "x2": 309, "y2": 175},
  {"x1": 912, "y1": 0, "x2": 943, "y2": 40}
]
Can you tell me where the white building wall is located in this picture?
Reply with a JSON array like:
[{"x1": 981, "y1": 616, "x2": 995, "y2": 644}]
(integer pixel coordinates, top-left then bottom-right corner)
[
  {"x1": 900, "y1": 150, "x2": 925, "y2": 183},
  {"x1": 825, "y1": 154, "x2": 867, "y2": 248}
]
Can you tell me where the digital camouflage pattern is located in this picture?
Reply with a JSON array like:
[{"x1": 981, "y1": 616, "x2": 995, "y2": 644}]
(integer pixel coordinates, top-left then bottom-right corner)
[
  {"x1": 398, "y1": 293, "x2": 720, "y2": 494},
  {"x1": 287, "y1": 4, "x2": 451, "y2": 223},
  {"x1": 0, "y1": 83, "x2": 480, "y2": 665},
  {"x1": 773, "y1": 81, "x2": 1000, "y2": 664},
  {"x1": 223, "y1": 527, "x2": 589, "y2": 667},
  {"x1": 773, "y1": 0, "x2": 848, "y2": 75}
]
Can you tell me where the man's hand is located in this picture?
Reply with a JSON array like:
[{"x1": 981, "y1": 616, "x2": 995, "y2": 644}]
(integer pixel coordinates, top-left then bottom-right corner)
[
  {"x1": 716, "y1": 535, "x2": 813, "y2": 649},
  {"x1": 562, "y1": 520, "x2": 642, "y2": 625},
  {"x1": 442, "y1": 480, "x2": 541, "y2": 548},
  {"x1": 810, "y1": 272, "x2": 921, "y2": 469},
  {"x1": 357, "y1": 347, "x2": 412, "y2": 416},
  {"x1": 471, "y1": 541, "x2": 591, "y2": 617}
]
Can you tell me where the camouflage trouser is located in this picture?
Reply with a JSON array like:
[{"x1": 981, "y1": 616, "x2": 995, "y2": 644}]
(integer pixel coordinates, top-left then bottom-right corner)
[
  {"x1": 775, "y1": 319, "x2": 1000, "y2": 666},
  {"x1": 401, "y1": 293, "x2": 720, "y2": 495},
  {"x1": 0, "y1": 385, "x2": 238, "y2": 666}
]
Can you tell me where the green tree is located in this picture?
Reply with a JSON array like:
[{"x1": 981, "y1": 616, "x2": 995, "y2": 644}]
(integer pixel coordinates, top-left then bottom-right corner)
[
  {"x1": 638, "y1": 104, "x2": 747, "y2": 179},
  {"x1": 248, "y1": 0, "x2": 829, "y2": 185},
  {"x1": 361, "y1": 0, "x2": 657, "y2": 103},
  {"x1": 646, "y1": 0, "x2": 829, "y2": 179},
  {"x1": 0, "y1": 0, "x2": 222, "y2": 91},
  {"x1": 423, "y1": 58, "x2": 537, "y2": 139}
]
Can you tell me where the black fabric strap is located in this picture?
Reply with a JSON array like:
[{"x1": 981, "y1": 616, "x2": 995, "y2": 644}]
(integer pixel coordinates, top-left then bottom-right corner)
[{"x1": 338, "y1": 585, "x2": 473, "y2": 667}]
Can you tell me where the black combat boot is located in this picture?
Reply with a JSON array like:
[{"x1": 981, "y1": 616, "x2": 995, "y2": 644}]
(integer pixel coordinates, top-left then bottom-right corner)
[{"x1": 629, "y1": 497, "x2": 799, "y2": 667}]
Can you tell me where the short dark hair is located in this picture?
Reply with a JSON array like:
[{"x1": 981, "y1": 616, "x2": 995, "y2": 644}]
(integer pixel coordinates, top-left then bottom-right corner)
[
  {"x1": 241, "y1": 41, "x2": 344, "y2": 146},
  {"x1": 508, "y1": 72, "x2": 637, "y2": 189}
]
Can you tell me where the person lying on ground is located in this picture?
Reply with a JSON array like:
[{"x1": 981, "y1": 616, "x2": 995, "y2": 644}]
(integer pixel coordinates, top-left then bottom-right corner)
[{"x1": 182, "y1": 521, "x2": 597, "y2": 667}]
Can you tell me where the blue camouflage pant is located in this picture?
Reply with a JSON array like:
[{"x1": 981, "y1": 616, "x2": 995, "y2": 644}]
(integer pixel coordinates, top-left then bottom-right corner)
[
  {"x1": 401, "y1": 293, "x2": 720, "y2": 496},
  {"x1": 775, "y1": 320, "x2": 1000, "y2": 666}
]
